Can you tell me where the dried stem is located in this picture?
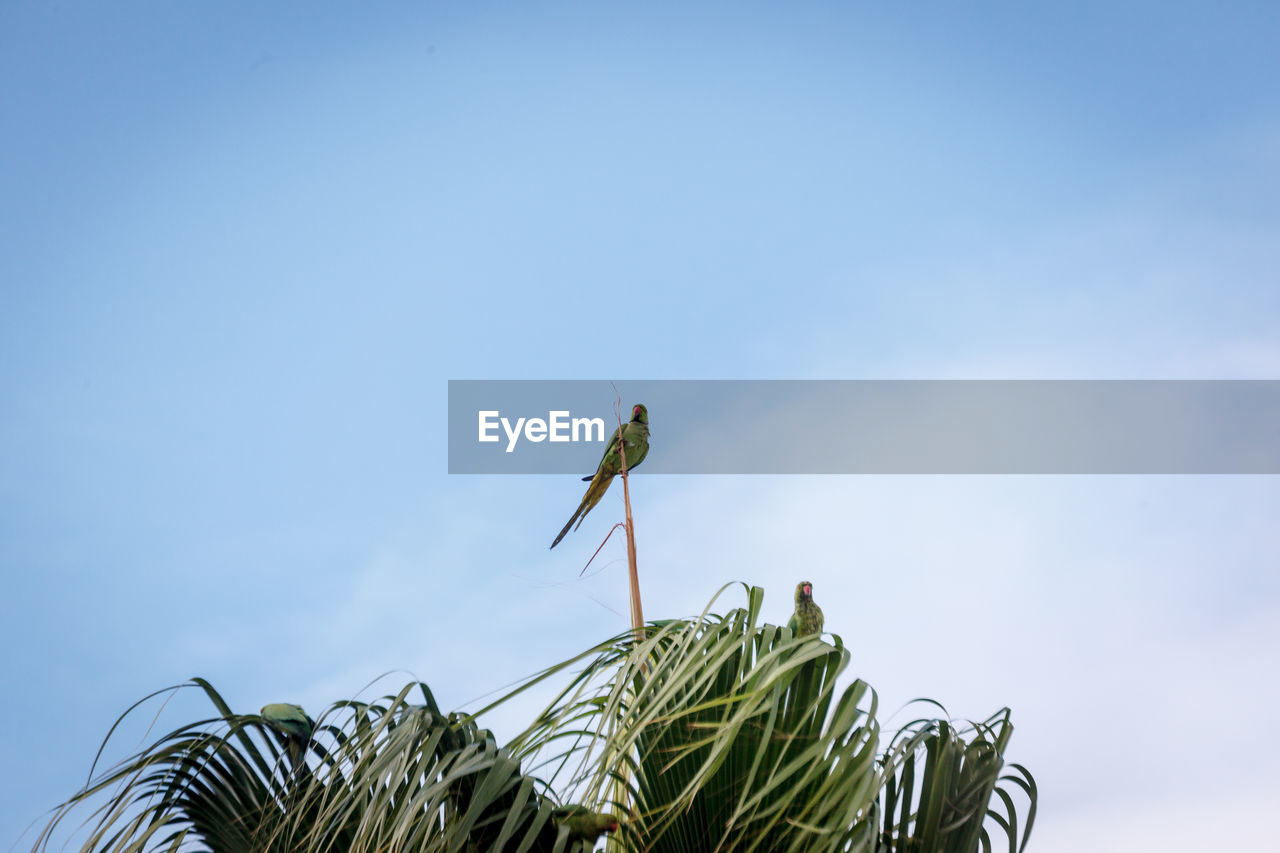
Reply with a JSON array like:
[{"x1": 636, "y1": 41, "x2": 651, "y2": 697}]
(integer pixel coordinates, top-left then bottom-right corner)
[
  {"x1": 580, "y1": 522, "x2": 626, "y2": 577},
  {"x1": 613, "y1": 395, "x2": 644, "y2": 642}
]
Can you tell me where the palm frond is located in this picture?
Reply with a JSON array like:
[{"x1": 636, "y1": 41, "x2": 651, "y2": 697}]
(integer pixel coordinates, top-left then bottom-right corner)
[
  {"x1": 33, "y1": 680, "x2": 590, "y2": 853},
  {"x1": 876, "y1": 707, "x2": 1037, "y2": 853},
  {"x1": 495, "y1": 584, "x2": 880, "y2": 852},
  {"x1": 36, "y1": 585, "x2": 1035, "y2": 853}
]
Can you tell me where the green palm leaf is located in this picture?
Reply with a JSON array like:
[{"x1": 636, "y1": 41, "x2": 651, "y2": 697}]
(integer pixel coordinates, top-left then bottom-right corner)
[
  {"x1": 493, "y1": 584, "x2": 1033, "y2": 853},
  {"x1": 492, "y1": 584, "x2": 879, "y2": 852},
  {"x1": 32, "y1": 680, "x2": 586, "y2": 853},
  {"x1": 877, "y1": 707, "x2": 1035, "y2": 853},
  {"x1": 35, "y1": 585, "x2": 1035, "y2": 853}
]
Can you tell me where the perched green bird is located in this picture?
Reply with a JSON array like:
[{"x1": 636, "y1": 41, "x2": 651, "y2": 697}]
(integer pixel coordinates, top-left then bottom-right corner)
[
  {"x1": 553, "y1": 806, "x2": 620, "y2": 844},
  {"x1": 787, "y1": 580, "x2": 824, "y2": 637},
  {"x1": 550, "y1": 403, "x2": 650, "y2": 549},
  {"x1": 261, "y1": 703, "x2": 314, "y2": 771},
  {"x1": 261, "y1": 703, "x2": 314, "y2": 739}
]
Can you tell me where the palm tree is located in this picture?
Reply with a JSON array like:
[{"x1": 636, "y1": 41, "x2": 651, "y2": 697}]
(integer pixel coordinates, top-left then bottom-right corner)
[{"x1": 32, "y1": 584, "x2": 1035, "y2": 852}]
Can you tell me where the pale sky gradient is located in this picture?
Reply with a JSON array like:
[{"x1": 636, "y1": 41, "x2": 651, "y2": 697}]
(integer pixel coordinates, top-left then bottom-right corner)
[{"x1": 3, "y1": 2, "x2": 1278, "y2": 850}]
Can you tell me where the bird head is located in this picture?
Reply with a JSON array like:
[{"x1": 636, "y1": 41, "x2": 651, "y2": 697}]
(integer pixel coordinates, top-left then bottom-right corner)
[
  {"x1": 796, "y1": 581, "x2": 813, "y2": 602},
  {"x1": 631, "y1": 403, "x2": 648, "y2": 424}
]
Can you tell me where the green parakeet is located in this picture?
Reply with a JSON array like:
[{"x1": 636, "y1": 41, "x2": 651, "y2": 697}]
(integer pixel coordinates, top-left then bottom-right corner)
[
  {"x1": 261, "y1": 703, "x2": 314, "y2": 771},
  {"x1": 553, "y1": 805, "x2": 620, "y2": 844},
  {"x1": 550, "y1": 403, "x2": 649, "y2": 549},
  {"x1": 261, "y1": 703, "x2": 313, "y2": 739},
  {"x1": 787, "y1": 580, "x2": 824, "y2": 637}
]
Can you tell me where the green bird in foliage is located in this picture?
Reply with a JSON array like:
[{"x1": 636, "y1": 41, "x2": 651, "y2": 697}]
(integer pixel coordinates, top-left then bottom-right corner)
[
  {"x1": 261, "y1": 703, "x2": 313, "y2": 739},
  {"x1": 553, "y1": 806, "x2": 620, "y2": 844},
  {"x1": 550, "y1": 403, "x2": 649, "y2": 549},
  {"x1": 787, "y1": 580, "x2": 824, "y2": 637},
  {"x1": 261, "y1": 702, "x2": 314, "y2": 771}
]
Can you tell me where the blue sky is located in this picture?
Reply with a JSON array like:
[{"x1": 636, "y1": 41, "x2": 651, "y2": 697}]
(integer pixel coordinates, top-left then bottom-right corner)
[{"x1": 2, "y1": 2, "x2": 1278, "y2": 849}]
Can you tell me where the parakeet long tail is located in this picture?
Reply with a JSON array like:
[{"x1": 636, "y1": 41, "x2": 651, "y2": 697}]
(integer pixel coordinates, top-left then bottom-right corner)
[
  {"x1": 550, "y1": 470, "x2": 615, "y2": 549},
  {"x1": 551, "y1": 505, "x2": 585, "y2": 549}
]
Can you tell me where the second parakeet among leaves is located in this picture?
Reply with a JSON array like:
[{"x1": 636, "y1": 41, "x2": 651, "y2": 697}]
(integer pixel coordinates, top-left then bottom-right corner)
[
  {"x1": 550, "y1": 403, "x2": 649, "y2": 549},
  {"x1": 260, "y1": 703, "x2": 314, "y2": 740},
  {"x1": 261, "y1": 702, "x2": 314, "y2": 772},
  {"x1": 788, "y1": 580, "x2": 824, "y2": 637},
  {"x1": 553, "y1": 806, "x2": 620, "y2": 844}
]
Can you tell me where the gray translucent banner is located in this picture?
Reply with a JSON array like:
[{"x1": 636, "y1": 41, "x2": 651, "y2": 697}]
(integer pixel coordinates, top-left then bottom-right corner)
[{"x1": 447, "y1": 380, "x2": 1280, "y2": 474}]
